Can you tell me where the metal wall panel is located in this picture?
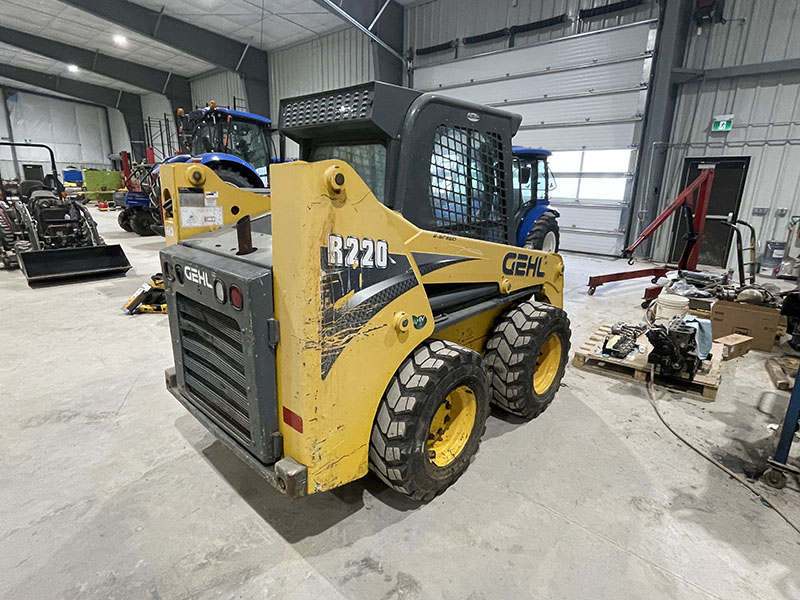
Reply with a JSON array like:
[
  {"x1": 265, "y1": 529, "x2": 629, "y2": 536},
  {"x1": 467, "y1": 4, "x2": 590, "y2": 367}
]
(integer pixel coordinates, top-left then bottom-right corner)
[
  {"x1": 413, "y1": 21, "x2": 655, "y2": 254},
  {"x1": 406, "y1": 0, "x2": 659, "y2": 68},
  {"x1": 650, "y1": 0, "x2": 800, "y2": 264},
  {"x1": 269, "y1": 26, "x2": 373, "y2": 122},
  {"x1": 190, "y1": 71, "x2": 247, "y2": 111}
]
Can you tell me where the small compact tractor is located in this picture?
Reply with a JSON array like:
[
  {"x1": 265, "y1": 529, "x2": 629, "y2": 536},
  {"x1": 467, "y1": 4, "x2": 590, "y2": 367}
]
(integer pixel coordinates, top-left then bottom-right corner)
[
  {"x1": 159, "y1": 82, "x2": 570, "y2": 499},
  {"x1": 512, "y1": 146, "x2": 560, "y2": 252},
  {"x1": 0, "y1": 142, "x2": 131, "y2": 285}
]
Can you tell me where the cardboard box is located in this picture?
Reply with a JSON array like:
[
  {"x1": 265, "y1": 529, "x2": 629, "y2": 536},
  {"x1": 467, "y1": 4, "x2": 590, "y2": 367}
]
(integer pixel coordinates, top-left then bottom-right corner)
[
  {"x1": 713, "y1": 333, "x2": 753, "y2": 360},
  {"x1": 710, "y1": 301, "x2": 780, "y2": 352}
]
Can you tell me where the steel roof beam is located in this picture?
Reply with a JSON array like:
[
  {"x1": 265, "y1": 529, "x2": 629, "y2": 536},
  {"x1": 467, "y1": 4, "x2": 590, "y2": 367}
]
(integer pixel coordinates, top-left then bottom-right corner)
[
  {"x1": 0, "y1": 25, "x2": 191, "y2": 114},
  {"x1": 59, "y1": 0, "x2": 270, "y2": 117},
  {"x1": 311, "y1": 0, "x2": 405, "y2": 84}
]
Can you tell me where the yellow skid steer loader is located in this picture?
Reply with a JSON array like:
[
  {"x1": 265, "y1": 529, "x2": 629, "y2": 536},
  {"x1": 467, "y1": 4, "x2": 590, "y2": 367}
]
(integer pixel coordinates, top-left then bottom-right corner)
[{"x1": 160, "y1": 82, "x2": 570, "y2": 500}]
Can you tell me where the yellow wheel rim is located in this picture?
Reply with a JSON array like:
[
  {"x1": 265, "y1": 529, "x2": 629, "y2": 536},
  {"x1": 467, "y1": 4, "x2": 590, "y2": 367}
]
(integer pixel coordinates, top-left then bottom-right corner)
[
  {"x1": 533, "y1": 333, "x2": 563, "y2": 394},
  {"x1": 427, "y1": 385, "x2": 477, "y2": 467}
]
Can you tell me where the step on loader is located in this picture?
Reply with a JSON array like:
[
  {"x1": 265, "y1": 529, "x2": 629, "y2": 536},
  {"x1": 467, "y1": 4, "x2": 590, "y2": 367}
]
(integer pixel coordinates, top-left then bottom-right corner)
[
  {"x1": 0, "y1": 142, "x2": 131, "y2": 285},
  {"x1": 160, "y1": 82, "x2": 570, "y2": 500}
]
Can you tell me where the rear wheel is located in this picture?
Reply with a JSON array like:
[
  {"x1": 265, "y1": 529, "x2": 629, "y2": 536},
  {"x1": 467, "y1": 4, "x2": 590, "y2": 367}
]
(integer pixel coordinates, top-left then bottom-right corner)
[
  {"x1": 485, "y1": 300, "x2": 571, "y2": 419},
  {"x1": 524, "y1": 212, "x2": 559, "y2": 253},
  {"x1": 131, "y1": 209, "x2": 157, "y2": 236},
  {"x1": 369, "y1": 340, "x2": 490, "y2": 501},
  {"x1": 213, "y1": 167, "x2": 252, "y2": 189}
]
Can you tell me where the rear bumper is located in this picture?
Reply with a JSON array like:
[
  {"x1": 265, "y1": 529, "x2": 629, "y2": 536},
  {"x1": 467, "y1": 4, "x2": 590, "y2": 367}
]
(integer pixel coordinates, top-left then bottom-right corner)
[{"x1": 165, "y1": 367, "x2": 308, "y2": 497}]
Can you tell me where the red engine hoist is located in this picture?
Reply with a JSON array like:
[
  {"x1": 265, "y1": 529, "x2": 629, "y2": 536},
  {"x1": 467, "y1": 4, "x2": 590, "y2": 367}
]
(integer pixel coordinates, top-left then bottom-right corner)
[{"x1": 587, "y1": 167, "x2": 715, "y2": 301}]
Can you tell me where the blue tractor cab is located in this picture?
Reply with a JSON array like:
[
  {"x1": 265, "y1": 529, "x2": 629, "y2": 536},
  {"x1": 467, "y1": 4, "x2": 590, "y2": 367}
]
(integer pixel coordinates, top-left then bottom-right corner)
[
  {"x1": 132, "y1": 103, "x2": 279, "y2": 236},
  {"x1": 169, "y1": 103, "x2": 277, "y2": 188},
  {"x1": 512, "y1": 146, "x2": 560, "y2": 252}
]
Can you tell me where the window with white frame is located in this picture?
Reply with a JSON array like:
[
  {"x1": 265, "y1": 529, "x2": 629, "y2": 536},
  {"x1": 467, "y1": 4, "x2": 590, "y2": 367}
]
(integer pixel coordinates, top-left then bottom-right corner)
[{"x1": 548, "y1": 149, "x2": 632, "y2": 204}]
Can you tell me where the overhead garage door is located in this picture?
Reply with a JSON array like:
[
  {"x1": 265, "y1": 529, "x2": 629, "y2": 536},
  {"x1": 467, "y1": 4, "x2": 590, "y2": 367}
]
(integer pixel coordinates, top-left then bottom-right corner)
[{"x1": 412, "y1": 21, "x2": 657, "y2": 255}]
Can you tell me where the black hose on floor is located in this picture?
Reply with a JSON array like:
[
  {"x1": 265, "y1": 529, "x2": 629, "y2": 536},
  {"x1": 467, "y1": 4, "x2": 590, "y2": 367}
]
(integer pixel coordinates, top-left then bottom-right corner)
[{"x1": 644, "y1": 366, "x2": 800, "y2": 536}]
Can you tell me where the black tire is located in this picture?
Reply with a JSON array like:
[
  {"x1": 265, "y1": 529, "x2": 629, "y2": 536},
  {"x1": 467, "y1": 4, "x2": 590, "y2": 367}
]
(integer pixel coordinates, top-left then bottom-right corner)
[
  {"x1": 213, "y1": 167, "x2": 252, "y2": 188},
  {"x1": 131, "y1": 209, "x2": 157, "y2": 237},
  {"x1": 369, "y1": 340, "x2": 490, "y2": 501},
  {"x1": 524, "y1": 212, "x2": 560, "y2": 253},
  {"x1": 118, "y1": 209, "x2": 133, "y2": 232},
  {"x1": 485, "y1": 300, "x2": 571, "y2": 419}
]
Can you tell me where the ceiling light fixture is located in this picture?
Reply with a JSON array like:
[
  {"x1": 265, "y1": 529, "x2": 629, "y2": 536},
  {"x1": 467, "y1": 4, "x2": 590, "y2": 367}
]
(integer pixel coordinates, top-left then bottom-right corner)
[
  {"x1": 113, "y1": 34, "x2": 128, "y2": 46},
  {"x1": 67, "y1": 64, "x2": 79, "y2": 73}
]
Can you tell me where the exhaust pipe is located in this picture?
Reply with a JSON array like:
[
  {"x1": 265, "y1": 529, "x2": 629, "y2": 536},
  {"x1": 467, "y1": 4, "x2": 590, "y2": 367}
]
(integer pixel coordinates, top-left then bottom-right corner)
[{"x1": 236, "y1": 215, "x2": 256, "y2": 255}]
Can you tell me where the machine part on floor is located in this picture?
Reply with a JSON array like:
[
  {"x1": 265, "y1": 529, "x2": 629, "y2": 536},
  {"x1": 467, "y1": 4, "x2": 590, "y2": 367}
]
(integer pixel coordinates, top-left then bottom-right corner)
[
  {"x1": 763, "y1": 375, "x2": 800, "y2": 490},
  {"x1": 602, "y1": 322, "x2": 648, "y2": 359},
  {"x1": 646, "y1": 317, "x2": 701, "y2": 380},
  {"x1": 160, "y1": 81, "x2": 570, "y2": 499},
  {"x1": 587, "y1": 167, "x2": 715, "y2": 298},
  {"x1": 736, "y1": 287, "x2": 766, "y2": 304},
  {"x1": 122, "y1": 274, "x2": 167, "y2": 315},
  {"x1": 722, "y1": 216, "x2": 758, "y2": 286},
  {"x1": 776, "y1": 216, "x2": 800, "y2": 280},
  {"x1": 0, "y1": 142, "x2": 132, "y2": 285}
]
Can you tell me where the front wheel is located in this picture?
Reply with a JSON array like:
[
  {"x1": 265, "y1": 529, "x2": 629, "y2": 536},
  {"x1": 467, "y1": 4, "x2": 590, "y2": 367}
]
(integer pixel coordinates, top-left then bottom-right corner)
[
  {"x1": 118, "y1": 209, "x2": 133, "y2": 232},
  {"x1": 369, "y1": 340, "x2": 490, "y2": 501},
  {"x1": 484, "y1": 300, "x2": 571, "y2": 419},
  {"x1": 524, "y1": 212, "x2": 559, "y2": 253}
]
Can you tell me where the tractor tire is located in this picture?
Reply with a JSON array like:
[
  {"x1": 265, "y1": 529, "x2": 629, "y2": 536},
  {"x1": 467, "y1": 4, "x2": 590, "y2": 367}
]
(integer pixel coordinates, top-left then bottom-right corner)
[
  {"x1": 485, "y1": 300, "x2": 571, "y2": 420},
  {"x1": 369, "y1": 340, "x2": 490, "y2": 501},
  {"x1": 524, "y1": 212, "x2": 559, "y2": 253},
  {"x1": 131, "y1": 210, "x2": 157, "y2": 237},
  {"x1": 213, "y1": 167, "x2": 252, "y2": 189},
  {"x1": 118, "y1": 209, "x2": 133, "y2": 232}
]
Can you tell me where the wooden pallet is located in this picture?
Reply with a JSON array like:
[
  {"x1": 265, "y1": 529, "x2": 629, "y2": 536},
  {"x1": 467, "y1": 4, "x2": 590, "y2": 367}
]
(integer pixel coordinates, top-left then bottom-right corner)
[{"x1": 572, "y1": 325, "x2": 722, "y2": 400}]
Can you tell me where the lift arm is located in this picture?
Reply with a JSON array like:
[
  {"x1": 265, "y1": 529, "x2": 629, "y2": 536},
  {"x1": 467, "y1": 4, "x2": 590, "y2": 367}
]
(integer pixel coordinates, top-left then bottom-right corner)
[{"x1": 623, "y1": 167, "x2": 715, "y2": 270}]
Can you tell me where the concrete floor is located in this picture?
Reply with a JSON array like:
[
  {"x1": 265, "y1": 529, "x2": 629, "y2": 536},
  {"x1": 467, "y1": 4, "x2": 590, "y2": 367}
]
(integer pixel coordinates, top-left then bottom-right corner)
[{"x1": 1, "y1": 208, "x2": 799, "y2": 600}]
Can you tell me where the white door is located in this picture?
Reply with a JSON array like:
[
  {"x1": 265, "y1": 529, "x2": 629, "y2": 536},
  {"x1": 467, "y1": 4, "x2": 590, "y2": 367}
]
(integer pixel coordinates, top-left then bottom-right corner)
[{"x1": 413, "y1": 21, "x2": 657, "y2": 255}]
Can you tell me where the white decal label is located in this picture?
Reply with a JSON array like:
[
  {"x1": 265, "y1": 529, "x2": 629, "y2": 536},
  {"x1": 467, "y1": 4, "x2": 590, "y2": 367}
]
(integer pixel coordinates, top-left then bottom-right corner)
[
  {"x1": 181, "y1": 206, "x2": 223, "y2": 227},
  {"x1": 204, "y1": 191, "x2": 219, "y2": 206}
]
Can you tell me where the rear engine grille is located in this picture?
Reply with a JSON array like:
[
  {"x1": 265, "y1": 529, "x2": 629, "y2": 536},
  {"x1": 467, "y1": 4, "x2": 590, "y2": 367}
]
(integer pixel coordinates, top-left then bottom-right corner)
[
  {"x1": 281, "y1": 88, "x2": 374, "y2": 128},
  {"x1": 176, "y1": 295, "x2": 250, "y2": 443}
]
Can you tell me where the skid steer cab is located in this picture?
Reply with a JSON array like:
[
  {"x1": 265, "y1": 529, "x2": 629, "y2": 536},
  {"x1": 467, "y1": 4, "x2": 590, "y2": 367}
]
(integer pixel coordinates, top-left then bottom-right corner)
[{"x1": 160, "y1": 82, "x2": 570, "y2": 500}]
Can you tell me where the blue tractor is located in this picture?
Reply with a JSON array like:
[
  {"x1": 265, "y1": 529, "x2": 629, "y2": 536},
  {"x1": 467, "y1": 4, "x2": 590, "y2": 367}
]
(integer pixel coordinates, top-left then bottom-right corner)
[
  {"x1": 122, "y1": 102, "x2": 277, "y2": 235},
  {"x1": 512, "y1": 146, "x2": 560, "y2": 252},
  {"x1": 166, "y1": 102, "x2": 277, "y2": 188}
]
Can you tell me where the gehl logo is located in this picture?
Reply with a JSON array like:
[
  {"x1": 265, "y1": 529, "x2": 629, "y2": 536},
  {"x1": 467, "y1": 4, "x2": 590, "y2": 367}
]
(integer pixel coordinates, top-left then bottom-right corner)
[
  {"x1": 185, "y1": 265, "x2": 213, "y2": 288},
  {"x1": 502, "y1": 251, "x2": 546, "y2": 278}
]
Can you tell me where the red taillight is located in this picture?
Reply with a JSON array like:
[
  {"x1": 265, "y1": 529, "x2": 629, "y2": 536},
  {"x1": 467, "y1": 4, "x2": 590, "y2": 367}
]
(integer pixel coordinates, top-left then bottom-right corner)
[{"x1": 230, "y1": 285, "x2": 243, "y2": 310}]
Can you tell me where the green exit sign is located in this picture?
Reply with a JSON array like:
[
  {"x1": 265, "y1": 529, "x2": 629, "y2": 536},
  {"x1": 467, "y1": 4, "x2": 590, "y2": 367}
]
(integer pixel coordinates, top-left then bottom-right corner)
[{"x1": 712, "y1": 114, "x2": 734, "y2": 132}]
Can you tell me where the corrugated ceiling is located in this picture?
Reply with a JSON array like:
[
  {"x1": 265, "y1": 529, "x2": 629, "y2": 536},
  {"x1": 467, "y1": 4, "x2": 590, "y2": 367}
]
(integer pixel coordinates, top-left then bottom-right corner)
[{"x1": 0, "y1": 0, "x2": 354, "y2": 100}]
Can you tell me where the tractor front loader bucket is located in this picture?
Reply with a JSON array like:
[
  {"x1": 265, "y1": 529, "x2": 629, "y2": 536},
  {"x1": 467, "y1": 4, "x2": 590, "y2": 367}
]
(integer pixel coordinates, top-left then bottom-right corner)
[{"x1": 19, "y1": 244, "x2": 132, "y2": 285}]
